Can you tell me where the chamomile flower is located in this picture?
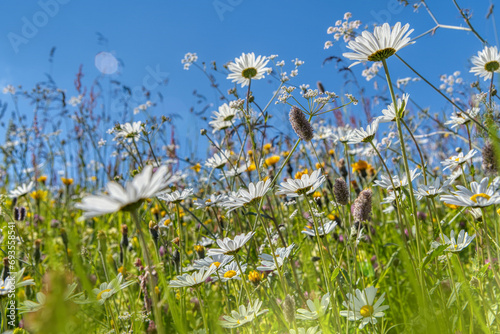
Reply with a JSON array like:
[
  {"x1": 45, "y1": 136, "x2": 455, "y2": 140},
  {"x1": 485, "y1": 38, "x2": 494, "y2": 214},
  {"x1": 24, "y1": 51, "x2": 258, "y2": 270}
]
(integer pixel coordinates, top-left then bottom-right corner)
[
  {"x1": 414, "y1": 178, "x2": 451, "y2": 200},
  {"x1": 219, "y1": 299, "x2": 268, "y2": 328},
  {"x1": 209, "y1": 119, "x2": 233, "y2": 133},
  {"x1": 227, "y1": 53, "x2": 270, "y2": 87},
  {"x1": 216, "y1": 261, "x2": 247, "y2": 282},
  {"x1": 0, "y1": 277, "x2": 15, "y2": 296},
  {"x1": 340, "y1": 286, "x2": 389, "y2": 329},
  {"x1": 92, "y1": 274, "x2": 135, "y2": 305},
  {"x1": 158, "y1": 188, "x2": 193, "y2": 204},
  {"x1": 205, "y1": 150, "x2": 230, "y2": 169},
  {"x1": 113, "y1": 121, "x2": 143, "y2": 143},
  {"x1": 210, "y1": 103, "x2": 239, "y2": 122},
  {"x1": 470, "y1": 46, "x2": 500, "y2": 81},
  {"x1": 276, "y1": 169, "x2": 326, "y2": 198},
  {"x1": 76, "y1": 165, "x2": 175, "y2": 218},
  {"x1": 440, "y1": 230, "x2": 476, "y2": 252},
  {"x1": 257, "y1": 243, "x2": 295, "y2": 271},
  {"x1": 290, "y1": 326, "x2": 322, "y2": 334},
  {"x1": 374, "y1": 168, "x2": 420, "y2": 190},
  {"x1": 206, "y1": 232, "x2": 255, "y2": 256},
  {"x1": 302, "y1": 220, "x2": 337, "y2": 237},
  {"x1": 192, "y1": 254, "x2": 233, "y2": 270},
  {"x1": 194, "y1": 193, "x2": 228, "y2": 209},
  {"x1": 348, "y1": 119, "x2": 380, "y2": 144},
  {"x1": 223, "y1": 179, "x2": 272, "y2": 212},
  {"x1": 440, "y1": 149, "x2": 477, "y2": 171},
  {"x1": 440, "y1": 177, "x2": 500, "y2": 208},
  {"x1": 444, "y1": 108, "x2": 480, "y2": 129},
  {"x1": 296, "y1": 293, "x2": 331, "y2": 320},
  {"x1": 169, "y1": 264, "x2": 217, "y2": 288},
  {"x1": 377, "y1": 93, "x2": 409, "y2": 122},
  {"x1": 9, "y1": 181, "x2": 34, "y2": 198},
  {"x1": 343, "y1": 22, "x2": 414, "y2": 67},
  {"x1": 332, "y1": 125, "x2": 355, "y2": 144}
]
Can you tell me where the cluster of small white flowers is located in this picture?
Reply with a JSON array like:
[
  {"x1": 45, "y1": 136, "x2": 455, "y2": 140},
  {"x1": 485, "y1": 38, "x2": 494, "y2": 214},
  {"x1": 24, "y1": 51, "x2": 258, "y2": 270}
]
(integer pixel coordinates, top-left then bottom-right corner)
[
  {"x1": 68, "y1": 94, "x2": 83, "y2": 106},
  {"x1": 135, "y1": 311, "x2": 151, "y2": 322},
  {"x1": 474, "y1": 92, "x2": 488, "y2": 104},
  {"x1": 134, "y1": 101, "x2": 152, "y2": 115},
  {"x1": 439, "y1": 71, "x2": 463, "y2": 95},
  {"x1": 325, "y1": 12, "x2": 362, "y2": 49},
  {"x1": 302, "y1": 89, "x2": 319, "y2": 99},
  {"x1": 396, "y1": 77, "x2": 420, "y2": 89},
  {"x1": 362, "y1": 62, "x2": 383, "y2": 81},
  {"x1": 268, "y1": 54, "x2": 279, "y2": 60},
  {"x1": 276, "y1": 86, "x2": 296, "y2": 104},
  {"x1": 181, "y1": 52, "x2": 198, "y2": 70},
  {"x1": 229, "y1": 99, "x2": 245, "y2": 110},
  {"x1": 276, "y1": 60, "x2": 285, "y2": 67},
  {"x1": 345, "y1": 93, "x2": 358, "y2": 105},
  {"x1": 2, "y1": 85, "x2": 16, "y2": 95},
  {"x1": 98, "y1": 138, "x2": 107, "y2": 147},
  {"x1": 118, "y1": 312, "x2": 132, "y2": 321}
]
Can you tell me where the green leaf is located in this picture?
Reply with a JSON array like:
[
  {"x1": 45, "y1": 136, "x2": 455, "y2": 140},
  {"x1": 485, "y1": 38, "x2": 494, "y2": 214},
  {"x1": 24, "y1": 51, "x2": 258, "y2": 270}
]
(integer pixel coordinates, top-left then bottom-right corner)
[{"x1": 421, "y1": 244, "x2": 448, "y2": 269}]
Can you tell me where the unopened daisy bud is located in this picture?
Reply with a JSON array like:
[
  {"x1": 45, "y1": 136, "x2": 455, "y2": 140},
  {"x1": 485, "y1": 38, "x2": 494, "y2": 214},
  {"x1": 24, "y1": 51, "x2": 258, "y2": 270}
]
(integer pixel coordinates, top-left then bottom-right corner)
[
  {"x1": 194, "y1": 245, "x2": 205, "y2": 259},
  {"x1": 33, "y1": 239, "x2": 42, "y2": 265},
  {"x1": 248, "y1": 270, "x2": 263, "y2": 285},
  {"x1": 200, "y1": 128, "x2": 207, "y2": 135},
  {"x1": 289, "y1": 106, "x2": 314, "y2": 141},
  {"x1": 283, "y1": 294, "x2": 296, "y2": 324},
  {"x1": 2, "y1": 258, "x2": 9, "y2": 281},
  {"x1": 482, "y1": 141, "x2": 498, "y2": 176},
  {"x1": 333, "y1": 178, "x2": 349, "y2": 205},
  {"x1": 352, "y1": 189, "x2": 372, "y2": 222},
  {"x1": 97, "y1": 230, "x2": 107, "y2": 254},
  {"x1": 14, "y1": 207, "x2": 26, "y2": 221},
  {"x1": 337, "y1": 158, "x2": 348, "y2": 179},
  {"x1": 317, "y1": 81, "x2": 325, "y2": 94},
  {"x1": 121, "y1": 224, "x2": 129, "y2": 249}
]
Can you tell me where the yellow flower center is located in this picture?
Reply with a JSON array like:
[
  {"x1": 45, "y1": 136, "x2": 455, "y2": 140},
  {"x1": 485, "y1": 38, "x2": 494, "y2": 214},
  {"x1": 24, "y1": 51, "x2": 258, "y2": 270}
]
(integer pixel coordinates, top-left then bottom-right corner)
[
  {"x1": 470, "y1": 193, "x2": 491, "y2": 203},
  {"x1": 163, "y1": 219, "x2": 171, "y2": 226},
  {"x1": 242, "y1": 67, "x2": 258, "y2": 79},
  {"x1": 368, "y1": 48, "x2": 396, "y2": 62},
  {"x1": 485, "y1": 60, "x2": 500, "y2": 72},
  {"x1": 360, "y1": 305, "x2": 374, "y2": 317},
  {"x1": 213, "y1": 262, "x2": 221, "y2": 268},
  {"x1": 97, "y1": 289, "x2": 112, "y2": 300},
  {"x1": 224, "y1": 270, "x2": 237, "y2": 278}
]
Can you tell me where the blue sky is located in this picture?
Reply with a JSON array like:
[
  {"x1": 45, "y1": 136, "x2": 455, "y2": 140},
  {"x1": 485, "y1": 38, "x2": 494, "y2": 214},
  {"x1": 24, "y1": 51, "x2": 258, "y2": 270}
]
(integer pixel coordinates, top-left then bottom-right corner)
[{"x1": 0, "y1": 0, "x2": 497, "y2": 159}]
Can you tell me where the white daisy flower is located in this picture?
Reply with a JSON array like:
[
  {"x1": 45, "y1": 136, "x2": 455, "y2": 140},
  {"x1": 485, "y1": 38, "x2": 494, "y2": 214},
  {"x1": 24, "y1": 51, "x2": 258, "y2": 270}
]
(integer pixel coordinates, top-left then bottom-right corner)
[
  {"x1": 227, "y1": 53, "x2": 270, "y2": 87},
  {"x1": 257, "y1": 243, "x2": 295, "y2": 271},
  {"x1": 302, "y1": 221, "x2": 337, "y2": 237},
  {"x1": 223, "y1": 179, "x2": 272, "y2": 212},
  {"x1": 210, "y1": 103, "x2": 240, "y2": 122},
  {"x1": 440, "y1": 149, "x2": 477, "y2": 171},
  {"x1": 206, "y1": 232, "x2": 255, "y2": 256},
  {"x1": 215, "y1": 261, "x2": 247, "y2": 282},
  {"x1": 340, "y1": 286, "x2": 389, "y2": 329},
  {"x1": 192, "y1": 254, "x2": 233, "y2": 270},
  {"x1": 169, "y1": 264, "x2": 217, "y2": 288},
  {"x1": 205, "y1": 150, "x2": 230, "y2": 169},
  {"x1": 348, "y1": 119, "x2": 380, "y2": 144},
  {"x1": 113, "y1": 121, "x2": 143, "y2": 143},
  {"x1": 296, "y1": 293, "x2": 331, "y2": 321},
  {"x1": 92, "y1": 274, "x2": 135, "y2": 305},
  {"x1": 374, "y1": 168, "x2": 420, "y2": 190},
  {"x1": 444, "y1": 108, "x2": 480, "y2": 129},
  {"x1": 332, "y1": 125, "x2": 355, "y2": 144},
  {"x1": 0, "y1": 277, "x2": 15, "y2": 296},
  {"x1": 377, "y1": 93, "x2": 409, "y2": 123},
  {"x1": 440, "y1": 230, "x2": 476, "y2": 252},
  {"x1": 76, "y1": 165, "x2": 175, "y2": 218},
  {"x1": 290, "y1": 326, "x2": 322, "y2": 334},
  {"x1": 470, "y1": 46, "x2": 500, "y2": 81},
  {"x1": 414, "y1": 178, "x2": 451, "y2": 200},
  {"x1": 219, "y1": 299, "x2": 268, "y2": 328},
  {"x1": 343, "y1": 22, "x2": 414, "y2": 67},
  {"x1": 219, "y1": 162, "x2": 251, "y2": 181},
  {"x1": 158, "y1": 215, "x2": 173, "y2": 229},
  {"x1": 440, "y1": 177, "x2": 500, "y2": 208},
  {"x1": 209, "y1": 119, "x2": 233, "y2": 133},
  {"x1": 9, "y1": 181, "x2": 34, "y2": 198},
  {"x1": 158, "y1": 188, "x2": 193, "y2": 204},
  {"x1": 194, "y1": 193, "x2": 228, "y2": 209},
  {"x1": 276, "y1": 169, "x2": 326, "y2": 198}
]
